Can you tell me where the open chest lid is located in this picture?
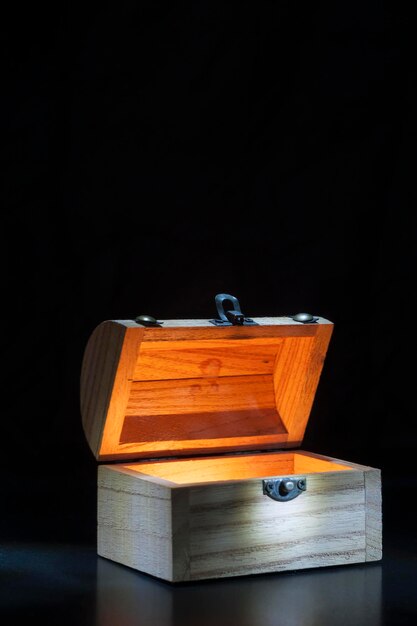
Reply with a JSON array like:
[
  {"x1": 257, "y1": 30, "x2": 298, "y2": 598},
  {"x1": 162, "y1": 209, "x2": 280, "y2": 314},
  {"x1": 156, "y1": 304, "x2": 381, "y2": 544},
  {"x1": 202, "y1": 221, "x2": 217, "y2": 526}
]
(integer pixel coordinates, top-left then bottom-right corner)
[{"x1": 80, "y1": 302, "x2": 333, "y2": 462}]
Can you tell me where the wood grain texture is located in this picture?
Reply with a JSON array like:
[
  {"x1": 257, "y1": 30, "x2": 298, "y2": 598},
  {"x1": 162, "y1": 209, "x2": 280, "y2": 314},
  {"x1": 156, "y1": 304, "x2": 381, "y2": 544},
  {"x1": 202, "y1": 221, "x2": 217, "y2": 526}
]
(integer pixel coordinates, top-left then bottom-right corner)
[
  {"x1": 123, "y1": 451, "x2": 353, "y2": 485},
  {"x1": 133, "y1": 338, "x2": 283, "y2": 381},
  {"x1": 81, "y1": 318, "x2": 333, "y2": 461},
  {"x1": 126, "y1": 375, "x2": 277, "y2": 417},
  {"x1": 97, "y1": 452, "x2": 374, "y2": 582},
  {"x1": 171, "y1": 488, "x2": 191, "y2": 581},
  {"x1": 139, "y1": 317, "x2": 327, "y2": 341},
  {"x1": 364, "y1": 468, "x2": 382, "y2": 561},
  {"x1": 80, "y1": 322, "x2": 137, "y2": 457},
  {"x1": 80, "y1": 321, "x2": 144, "y2": 459},
  {"x1": 97, "y1": 465, "x2": 174, "y2": 581},
  {"x1": 121, "y1": 375, "x2": 284, "y2": 445},
  {"x1": 273, "y1": 323, "x2": 333, "y2": 443},
  {"x1": 184, "y1": 470, "x2": 366, "y2": 580}
]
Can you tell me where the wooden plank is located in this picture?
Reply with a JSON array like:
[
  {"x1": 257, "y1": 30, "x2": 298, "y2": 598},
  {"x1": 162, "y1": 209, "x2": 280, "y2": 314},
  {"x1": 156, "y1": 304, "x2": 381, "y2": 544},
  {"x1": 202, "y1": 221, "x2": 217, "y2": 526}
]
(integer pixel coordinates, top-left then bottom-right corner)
[
  {"x1": 171, "y1": 489, "x2": 191, "y2": 581},
  {"x1": 80, "y1": 321, "x2": 143, "y2": 458},
  {"x1": 97, "y1": 465, "x2": 175, "y2": 581},
  {"x1": 126, "y1": 375, "x2": 277, "y2": 417},
  {"x1": 120, "y1": 375, "x2": 285, "y2": 448},
  {"x1": 364, "y1": 468, "x2": 382, "y2": 561},
  {"x1": 273, "y1": 324, "x2": 333, "y2": 441},
  {"x1": 132, "y1": 338, "x2": 283, "y2": 381},
  {"x1": 120, "y1": 408, "x2": 284, "y2": 444},
  {"x1": 140, "y1": 317, "x2": 331, "y2": 328},
  {"x1": 293, "y1": 452, "x2": 356, "y2": 474},
  {"x1": 140, "y1": 319, "x2": 323, "y2": 342},
  {"x1": 184, "y1": 470, "x2": 366, "y2": 580},
  {"x1": 96, "y1": 326, "x2": 144, "y2": 459},
  {"x1": 295, "y1": 450, "x2": 380, "y2": 471},
  {"x1": 97, "y1": 433, "x2": 290, "y2": 461}
]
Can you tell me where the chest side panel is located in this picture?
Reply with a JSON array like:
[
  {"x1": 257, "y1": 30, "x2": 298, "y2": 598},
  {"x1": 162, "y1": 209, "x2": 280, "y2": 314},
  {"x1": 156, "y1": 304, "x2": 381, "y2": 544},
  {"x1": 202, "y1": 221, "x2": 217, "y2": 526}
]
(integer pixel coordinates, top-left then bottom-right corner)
[
  {"x1": 97, "y1": 466, "x2": 174, "y2": 580},
  {"x1": 184, "y1": 471, "x2": 366, "y2": 580}
]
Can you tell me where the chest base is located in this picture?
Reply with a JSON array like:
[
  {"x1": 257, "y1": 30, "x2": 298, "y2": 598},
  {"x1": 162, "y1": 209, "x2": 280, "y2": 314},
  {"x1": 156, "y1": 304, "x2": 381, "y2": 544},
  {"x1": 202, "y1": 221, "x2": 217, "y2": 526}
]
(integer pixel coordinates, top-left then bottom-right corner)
[{"x1": 97, "y1": 450, "x2": 382, "y2": 582}]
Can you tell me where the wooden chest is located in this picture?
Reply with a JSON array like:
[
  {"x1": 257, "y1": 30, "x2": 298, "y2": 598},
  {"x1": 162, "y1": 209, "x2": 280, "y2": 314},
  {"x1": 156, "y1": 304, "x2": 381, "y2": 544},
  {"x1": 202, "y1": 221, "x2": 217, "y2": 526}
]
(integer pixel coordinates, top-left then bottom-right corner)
[{"x1": 80, "y1": 298, "x2": 382, "y2": 582}]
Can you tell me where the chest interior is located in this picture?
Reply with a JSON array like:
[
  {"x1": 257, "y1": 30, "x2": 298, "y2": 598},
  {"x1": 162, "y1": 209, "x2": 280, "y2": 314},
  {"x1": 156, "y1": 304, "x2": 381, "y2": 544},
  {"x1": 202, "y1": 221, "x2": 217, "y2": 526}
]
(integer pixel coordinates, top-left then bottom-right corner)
[{"x1": 120, "y1": 451, "x2": 354, "y2": 486}]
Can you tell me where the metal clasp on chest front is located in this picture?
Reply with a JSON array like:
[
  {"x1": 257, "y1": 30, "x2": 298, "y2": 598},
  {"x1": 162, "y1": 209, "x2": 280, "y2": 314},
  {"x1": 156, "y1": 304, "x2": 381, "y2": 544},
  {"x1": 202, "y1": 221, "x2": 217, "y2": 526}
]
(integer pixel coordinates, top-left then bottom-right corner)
[{"x1": 263, "y1": 477, "x2": 307, "y2": 502}]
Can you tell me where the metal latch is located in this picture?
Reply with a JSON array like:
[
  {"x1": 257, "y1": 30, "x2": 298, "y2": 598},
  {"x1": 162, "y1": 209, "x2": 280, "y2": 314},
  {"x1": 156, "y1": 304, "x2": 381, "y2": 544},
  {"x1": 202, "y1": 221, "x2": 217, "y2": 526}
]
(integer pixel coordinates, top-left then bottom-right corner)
[
  {"x1": 209, "y1": 293, "x2": 258, "y2": 326},
  {"x1": 262, "y1": 477, "x2": 307, "y2": 502}
]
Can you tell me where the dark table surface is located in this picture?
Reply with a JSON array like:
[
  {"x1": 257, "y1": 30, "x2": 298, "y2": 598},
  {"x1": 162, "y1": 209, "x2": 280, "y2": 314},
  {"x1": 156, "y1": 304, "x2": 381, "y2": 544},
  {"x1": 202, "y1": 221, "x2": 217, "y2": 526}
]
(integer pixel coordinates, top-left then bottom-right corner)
[{"x1": 1, "y1": 466, "x2": 416, "y2": 626}]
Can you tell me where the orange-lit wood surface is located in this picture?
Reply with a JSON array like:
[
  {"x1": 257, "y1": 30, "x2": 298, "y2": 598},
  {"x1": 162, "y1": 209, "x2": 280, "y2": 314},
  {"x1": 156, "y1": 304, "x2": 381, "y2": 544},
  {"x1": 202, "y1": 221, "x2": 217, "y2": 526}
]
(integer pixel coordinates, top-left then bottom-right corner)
[
  {"x1": 98, "y1": 452, "x2": 382, "y2": 581},
  {"x1": 122, "y1": 451, "x2": 354, "y2": 485},
  {"x1": 80, "y1": 318, "x2": 333, "y2": 461}
]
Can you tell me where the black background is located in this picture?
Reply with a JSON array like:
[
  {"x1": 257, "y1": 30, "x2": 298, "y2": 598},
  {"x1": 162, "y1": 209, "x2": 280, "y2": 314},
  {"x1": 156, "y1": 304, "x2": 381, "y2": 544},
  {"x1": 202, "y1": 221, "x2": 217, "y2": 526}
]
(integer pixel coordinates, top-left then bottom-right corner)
[{"x1": 2, "y1": 2, "x2": 417, "y2": 624}]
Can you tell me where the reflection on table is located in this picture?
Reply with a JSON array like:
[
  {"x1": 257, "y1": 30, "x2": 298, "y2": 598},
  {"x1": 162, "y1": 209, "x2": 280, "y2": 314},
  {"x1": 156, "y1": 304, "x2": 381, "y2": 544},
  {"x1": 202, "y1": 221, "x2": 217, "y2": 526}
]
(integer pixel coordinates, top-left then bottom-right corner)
[{"x1": 96, "y1": 557, "x2": 382, "y2": 626}]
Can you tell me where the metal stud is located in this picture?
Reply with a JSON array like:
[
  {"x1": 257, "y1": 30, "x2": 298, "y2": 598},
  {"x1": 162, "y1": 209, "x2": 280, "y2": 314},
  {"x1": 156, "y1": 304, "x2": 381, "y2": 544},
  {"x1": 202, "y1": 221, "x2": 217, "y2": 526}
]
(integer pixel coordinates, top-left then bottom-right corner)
[
  {"x1": 291, "y1": 313, "x2": 318, "y2": 324},
  {"x1": 135, "y1": 314, "x2": 159, "y2": 326}
]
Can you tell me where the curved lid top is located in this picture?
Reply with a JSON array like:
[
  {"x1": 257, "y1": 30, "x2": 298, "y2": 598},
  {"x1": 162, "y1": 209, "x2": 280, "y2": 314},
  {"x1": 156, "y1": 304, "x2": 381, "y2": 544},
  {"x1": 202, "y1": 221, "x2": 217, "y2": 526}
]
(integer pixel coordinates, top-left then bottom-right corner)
[{"x1": 80, "y1": 317, "x2": 333, "y2": 461}]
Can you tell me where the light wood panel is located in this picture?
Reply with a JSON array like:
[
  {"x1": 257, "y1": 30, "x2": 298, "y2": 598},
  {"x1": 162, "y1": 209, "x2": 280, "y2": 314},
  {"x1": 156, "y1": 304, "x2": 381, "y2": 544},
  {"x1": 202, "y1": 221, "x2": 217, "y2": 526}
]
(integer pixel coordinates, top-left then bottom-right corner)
[
  {"x1": 97, "y1": 465, "x2": 174, "y2": 580},
  {"x1": 97, "y1": 452, "x2": 382, "y2": 582},
  {"x1": 365, "y1": 468, "x2": 382, "y2": 561},
  {"x1": 185, "y1": 471, "x2": 366, "y2": 580}
]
